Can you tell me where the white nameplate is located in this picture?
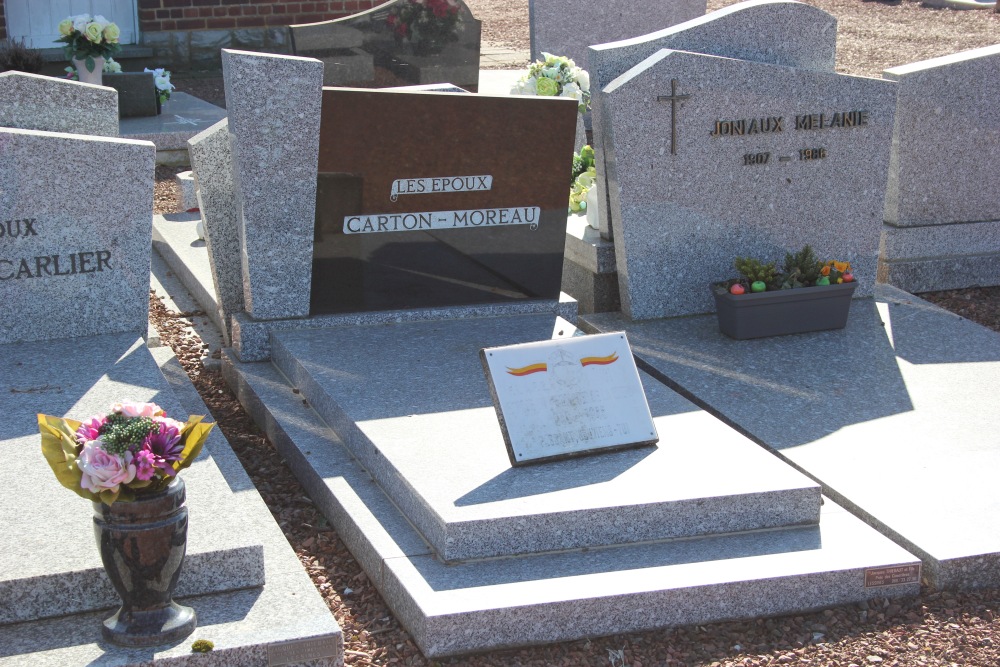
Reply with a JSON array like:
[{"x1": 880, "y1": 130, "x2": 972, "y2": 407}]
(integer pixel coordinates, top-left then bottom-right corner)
[
  {"x1": 343, "y1": 207, "x2": 540, "y2": 234},
  {"x1": 390, "y1": 174, "x2": 493, "y2": 201},
  {"x1": 481, "y1": 332, "x2": 658, "y2": 466}
]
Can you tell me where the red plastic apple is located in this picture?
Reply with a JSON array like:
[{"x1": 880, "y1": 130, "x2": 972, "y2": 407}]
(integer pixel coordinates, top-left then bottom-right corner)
[
  {"x1": 842, "y1": 272, "x2": 854, "y2": 282},
  {"x1": 729, "y1": 283, "x2": 746, "y2": 295}
]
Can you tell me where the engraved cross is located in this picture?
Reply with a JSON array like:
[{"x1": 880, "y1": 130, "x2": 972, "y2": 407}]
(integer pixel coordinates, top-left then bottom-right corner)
[{"x1": 656, "y1": 79, "x2": 691, "y2": 156}]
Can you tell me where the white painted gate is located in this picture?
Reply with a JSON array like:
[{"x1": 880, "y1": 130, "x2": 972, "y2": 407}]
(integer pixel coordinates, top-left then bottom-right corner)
[{"x1": 6, "y1": 0, "x2": 138, "y2": 48}]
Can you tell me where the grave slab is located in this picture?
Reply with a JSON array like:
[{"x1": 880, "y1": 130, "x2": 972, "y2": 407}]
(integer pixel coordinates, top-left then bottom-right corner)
[
  {"x1": 600, "y1": 48, "x2": 895, "y2": 319},
  {"x1": 289, "y1": 0, "x2": 482, "y2": 91},
  {"x1": 0, "y1": 71, "x2": 118, "y2": 137},
  {"x1": 0, "y1": 127, "x2": 155, "y2": 345},
  {"x1": 188, "y1": 118, "x2": 242, "y2": 341},
  {"x1": 223, "y1": 49, "x2": 323, "y2": 321},
  {"x1": 0, "y1": 335, "x2": 341, "y2": 665},
  {"x1": 529, "y1": 0, "x2": 707, "y2": 69},
  {"x1": 269, "y1": 315, "x2": 823, "y2": 561},
  {"x1": 224, "y1": 331, "x2": 921, "y2": 657},
  {"x1": 588, "y1": 0, "x2": 839, "y2": 239},
  {"x1": 103, "y1": 72, "x2": 158, "y2": 118},
  {"x1": 879, "y1": 45, "x2": 1000, "y2": 292},
  {"x1": 151, "y1": 214, "x2": 224, "y2": 337},
  {"x1": 119, "y1": 92, "x2": 227, "y2": 152},
  {"x1": 582, "y1": 284, "x2": 1000, "y2": 589}
]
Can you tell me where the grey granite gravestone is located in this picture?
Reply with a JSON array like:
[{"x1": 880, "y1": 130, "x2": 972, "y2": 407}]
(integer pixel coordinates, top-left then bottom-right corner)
[
  {"x1": 102, "y1": 72, "x2": 158, "y2": 118},
  {"x1": 529, "y1": 0, "x2": 706, "y2": 70},
  {"x1": 0, "y1": 127, "x2": 155, "y2": 344},
  {"x1": 222, "y1": 49, "x2": 323, "y2": 321},
  {"x1": 601, "y1": 49, "x2": 896, "y2": 320},
  {"x1": 879, "y1": 44, "x2": 1000, "y2": 292},
  {"x1": 290, "y1": 0, "x2": 482, "y2": 91},
  {"x1": 0, "y1": 71, "x2": 118, "y2": 137},
  {"x1": 189, "y1": 118, "x2": 243, "y2": 342},
  {"x1": 589, "y1": 0, "x2": 839, "y2": 239}
]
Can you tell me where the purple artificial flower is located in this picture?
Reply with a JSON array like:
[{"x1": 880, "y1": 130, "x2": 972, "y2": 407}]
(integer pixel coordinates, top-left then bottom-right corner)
[
  {"x1": 134, "y1": 449, "x2": 157, "y2": 481},
  {"x1": 75, "y1": 414, "x2": 106, "y2": 446},
  {"x1": 141, "y1": 417, "x2": 185, "y2": 475}
]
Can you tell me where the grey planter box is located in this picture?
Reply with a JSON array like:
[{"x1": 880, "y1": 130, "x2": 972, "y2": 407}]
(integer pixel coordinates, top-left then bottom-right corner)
[{"x1": 711, "y1": 281, "x2": 858, "y2": 339}]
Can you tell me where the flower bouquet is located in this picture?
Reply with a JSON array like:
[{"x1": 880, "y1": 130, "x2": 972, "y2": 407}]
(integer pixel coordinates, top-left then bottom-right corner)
[
  {"x1": 511, "y1": 52, "x2": 591, "y2": 114},
  {"x1": 145, "y1": 67, "x2": 175, "y2": 104},
  {"x1": 55, "y1": 14, "x2": 121, "y2": 75},
  {"x1": 711, "y1": 245, "x2": 858, "y2": 339},
  {"x1": 39, "y1": 401, "x2": 213, "y2": 505},
  {"x1": 386, "y1": 0, "x2": 463, "y2": 54},
  {"x1": 569, "y1": 145, "x2": 597, "y2": 214}
]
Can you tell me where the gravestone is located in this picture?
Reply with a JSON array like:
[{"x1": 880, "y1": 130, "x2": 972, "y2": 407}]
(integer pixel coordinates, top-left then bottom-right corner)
[
  {"x1": 0, "y1": 71, "x2": 118, "y2": 137},
  {"x1": 290, "y1": 0, "x2": 482, "y2": 91},
  {"x1": 313, "y1": 88, "x2": 578, "y2": 314},
  {"x1": 601, "y1": 48, "x2": 896, "y2": 319},
  {"x1": 529, "y1": 0, "x2": 707, "y2": 70},
  {"x1": 879, "y1": 44, "x2": 1000, "y2": 292},
  {"x1": 0, "y1": 127, "x2": 155, "y2": 345},
  {"x1": 588, "y1": 0, "x2": 839, "y2": 239},
  {"x1": 103, "y1": 72, "x2": 158, "y2": 118},
  {"x1": 189, "y1": 119, "x2": 243, "y2": 341},
  {"x1": 222, "y1": 49, "x2": 324, "y2": 321}
]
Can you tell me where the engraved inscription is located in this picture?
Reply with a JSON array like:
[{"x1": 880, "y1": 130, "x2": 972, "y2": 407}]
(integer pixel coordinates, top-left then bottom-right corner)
[
  {"x1": 1, "y1": 218, "x2": 114, "y2": 280},
  {"x1": 344, "y1": 207, "x2": 540, "y2": 234},
  {"x1": 864, "y1": 564, "x2": 920, "y2": 588},
  {"x1": 390, "y1": 174, "x2": 493, "y2": 201},
  {"x1": 743, "y1": 152, "x2": 770, "y2": 166},
  {"x1": 267, "y1": 635, "x2": 340, "y2": 666}
]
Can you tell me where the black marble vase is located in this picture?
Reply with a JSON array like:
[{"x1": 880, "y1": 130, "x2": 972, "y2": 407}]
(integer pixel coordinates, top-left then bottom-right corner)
[{"x1": 93, "y1": 478, "x2": 196, "y2": 647}]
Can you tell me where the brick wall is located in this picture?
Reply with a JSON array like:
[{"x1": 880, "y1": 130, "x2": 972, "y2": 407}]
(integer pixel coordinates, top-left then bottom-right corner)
[{"x1": 137, "y1": 0, "x2": 382, "y2": 33}]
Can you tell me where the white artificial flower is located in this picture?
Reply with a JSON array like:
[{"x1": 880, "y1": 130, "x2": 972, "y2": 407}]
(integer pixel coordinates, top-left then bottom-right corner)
[
  {"x1": 154, "y1": 75, "x2": 174, "y2": 92},
  {"x1": 510, "y1": 77, "x2": 537, "y2": 96},
  {"x1": 575, "y1": 68, "x2": 590, "y2": 93},
  {"x1": 73, "y1": 16, "x2": 90, "y2": 33},
  {"x1": 562, "y1": 81, "x2": 582, "y2": 103}
]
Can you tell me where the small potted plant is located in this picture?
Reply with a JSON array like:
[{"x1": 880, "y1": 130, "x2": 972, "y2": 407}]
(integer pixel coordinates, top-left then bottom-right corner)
[
  {"x1": 39, "y1": 401, "x2": 214, "y2": 646},
  {"x1": 711, "y1": 244, "x2": 857, "y2": 339}
]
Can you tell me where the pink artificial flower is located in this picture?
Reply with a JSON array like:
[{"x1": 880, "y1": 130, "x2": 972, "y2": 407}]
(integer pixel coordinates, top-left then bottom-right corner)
[
  {"x1": 75, "y1": 414, "x2": 106, "y2": 445},
  {"x1": 134, "y1": 449, "x2": 157, "y2": 481},
  {"x1": 112, "y1": 401, "x2": 164, "y2": 418},
  {"x1": 78, "y1": 441, "x2": 136, "y2": 494}
]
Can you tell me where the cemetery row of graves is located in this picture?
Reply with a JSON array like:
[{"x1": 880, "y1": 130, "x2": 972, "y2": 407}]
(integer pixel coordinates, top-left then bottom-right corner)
[{"x1": 1, "y1": 0, "x2": 1000, "y2": 664}]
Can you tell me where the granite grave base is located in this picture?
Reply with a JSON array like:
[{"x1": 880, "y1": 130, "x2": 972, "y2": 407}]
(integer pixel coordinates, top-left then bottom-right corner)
[
  {"x1": 0, "y1": 334, "x2": 342, "y2": 666},
  {"x1": 582, "y1": 283, "x2": 1000, "y2": 590},
  {"x1": 223, "y1": 312, "x2": 919, "y2": 657}
]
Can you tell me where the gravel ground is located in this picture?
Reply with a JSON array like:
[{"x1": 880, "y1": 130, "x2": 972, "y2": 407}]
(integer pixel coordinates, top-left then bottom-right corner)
[{"x1": 154, "y1": 2, "x2": 1000, "y2": 664}]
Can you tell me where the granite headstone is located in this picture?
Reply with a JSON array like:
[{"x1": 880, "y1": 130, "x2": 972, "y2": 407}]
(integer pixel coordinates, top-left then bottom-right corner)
[
  {"x1": 0, "y1": 71, "x2": 119, "y2": 137},
  {"x1": 103, "y1": 72, "x2": 158, "y2": 118},
  {"x1": 188, "y1": 118, "x2": 243, "y2": 340},
  {"x1": 312, "y1": 88, "x2": 578, "y2": 314},
  {"x1": 601, "y1": 49, "x2": 896, "y2": 319},
  {"x1": 0, "y1": 127, "x2": 155, "y2": 344},
  {"x1": 290, "y1": 0, "x2": 482, "y2": 91},
  {"x1": 589, "y1": 0, "x2": 839, "y2": 239},
  {"x1": 879, "y1": 45, "x2": 1000, "y2": 292},
  {"x1": 529, "y1": 0, "x2": 707, "y2": 70},
  {"x1": 222, "y1": 49, "x2": 323, "y2": 321}
]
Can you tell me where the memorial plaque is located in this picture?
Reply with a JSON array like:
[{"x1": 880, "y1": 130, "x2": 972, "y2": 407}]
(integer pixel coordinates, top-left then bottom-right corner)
[
  {"x1": 864, "y1": 564, "x2": 921, "y2": 588},
  {"x1": 480, "y1": 332, "x2": 658, "y2": 466},
  {"x1": 312, "y1": 88, "x2": 578, "y2": 315},
  {"x1": 103, "y1": 72, "x2": 158, "y2": 118},
  {"x1": 290, "y1": 0, "x2": 482, "y2": 91}
]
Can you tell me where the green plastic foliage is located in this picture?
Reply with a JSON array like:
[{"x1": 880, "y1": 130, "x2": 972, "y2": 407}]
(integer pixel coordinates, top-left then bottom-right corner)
[{"x1": 38, "y1": 414, "x2": 100, "y2": 502}]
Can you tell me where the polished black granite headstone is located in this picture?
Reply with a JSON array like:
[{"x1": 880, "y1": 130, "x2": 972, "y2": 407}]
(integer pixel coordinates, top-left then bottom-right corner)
[
  {"x1": 103, "y1": 72, "x2": 158, "y2": 118},
  {"x1": 290, "y1": 0, "x2": 481, "y2": 91},
  {"x1": 312, "y1": 88, "x2": 578, "y2": 315}
]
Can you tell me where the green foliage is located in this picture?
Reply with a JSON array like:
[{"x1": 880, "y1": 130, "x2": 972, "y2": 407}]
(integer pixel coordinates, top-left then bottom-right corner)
[
  {"x1": 780, "y1": 244, "x2": 822, "y2": 289},
  {"x1": 734, "y1": 256, "x2": 778, "y2": 286},
  {"x1": 0, "y1": 39, "x2": 44, "y2": 74},
  {"x1": 191, "y1": 639, "x2": 214, "y2": 653},
  {"x1": 570, "y1": 144, "x2": 596, "y2": 183}
]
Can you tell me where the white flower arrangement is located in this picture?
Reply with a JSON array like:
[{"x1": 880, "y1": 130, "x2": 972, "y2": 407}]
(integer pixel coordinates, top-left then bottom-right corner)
[
  {"x1": 145, "y1": 67, "x2": 175, "y2": 104},
  {"x1": 511, "y1": 52, "x2": 591, "y2": 114},
  {"x1": 104, "y1": 57, "x2": 122, "y2": 74}
]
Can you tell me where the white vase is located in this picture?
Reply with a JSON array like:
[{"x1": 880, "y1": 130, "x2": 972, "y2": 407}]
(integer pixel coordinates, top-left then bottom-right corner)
[
  {"x1": 73, "y1": 56, "x2": 105, "y2": 86},
  {"x1": 586, "y1": 181, "x2": 600, "y2": 229}
]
